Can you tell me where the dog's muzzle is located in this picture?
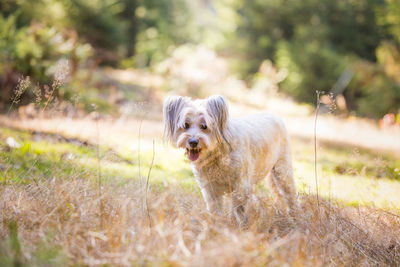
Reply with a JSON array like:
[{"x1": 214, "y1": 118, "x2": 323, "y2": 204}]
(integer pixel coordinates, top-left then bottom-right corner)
[{"x1": 187, "y1": 138, "x2": 201, "y2": 161}]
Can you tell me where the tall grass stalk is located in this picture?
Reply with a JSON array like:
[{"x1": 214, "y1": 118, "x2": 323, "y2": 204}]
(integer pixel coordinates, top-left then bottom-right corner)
[
  {"x1": 145, "y1": 139, "x2": 155, "y2": 227},
  {"x1": 8, "y1": 76, "x2": 31, "y2": 115},
  {"x1": 94, "y1": 108, "x2": 103, "y2": 229},
  {"x1": 41, "y1": 81, "x2": 58, "y2": 114},
  {"x1": 314, "y1": 90, "x2": 321, "y2": 210},
  {"x1": 137, "y1": 118, "x2": 144, "y2": 215}
]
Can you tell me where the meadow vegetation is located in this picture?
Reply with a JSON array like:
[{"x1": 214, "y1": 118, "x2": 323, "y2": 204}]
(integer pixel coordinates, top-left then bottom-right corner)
[{"x1": 1, "y1": 104, "x2": 400, "y2": 265}]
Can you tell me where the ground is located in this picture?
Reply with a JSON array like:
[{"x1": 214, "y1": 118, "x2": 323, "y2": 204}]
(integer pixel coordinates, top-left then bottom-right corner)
[{"x1": 0, "y1": 68, "x2": 400, "y2": 266}]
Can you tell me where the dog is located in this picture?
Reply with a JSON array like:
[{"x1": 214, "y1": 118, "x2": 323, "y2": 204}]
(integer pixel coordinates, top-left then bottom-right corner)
[{"x1": 163, "y1": 95, "x2": 298, "y2": 225}]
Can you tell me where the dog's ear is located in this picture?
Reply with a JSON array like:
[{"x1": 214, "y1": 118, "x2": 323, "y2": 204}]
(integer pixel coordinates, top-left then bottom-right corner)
[
  {"x1": 206, "y1": 95, "x2": 230, "y2": 145},
  {"x1": 163, "y1": 96, "x2": 186, "y2": 142}
]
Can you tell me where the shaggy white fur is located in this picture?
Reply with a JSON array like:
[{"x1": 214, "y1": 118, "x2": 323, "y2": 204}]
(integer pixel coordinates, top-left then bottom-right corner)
[{"x1": 163, "y1": 95, "x2": 298, "y2": 225}]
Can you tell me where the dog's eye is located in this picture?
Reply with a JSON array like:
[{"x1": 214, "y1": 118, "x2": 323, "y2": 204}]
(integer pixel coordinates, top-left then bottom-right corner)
[
  {"x1": 184, "y1": 122, "x2": 190, "y2": 129},
  {"x1": 200, "y1": 124, "x2": 207, "y2": 130}
]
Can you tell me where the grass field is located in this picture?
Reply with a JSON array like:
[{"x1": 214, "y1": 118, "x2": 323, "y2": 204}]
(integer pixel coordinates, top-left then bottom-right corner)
[
  {"x1": 1, "y1": 117, "x2": 400, "y2": 266},
  {"x1": 0, "y1": 67, "x2": 399, "y2": 266}
]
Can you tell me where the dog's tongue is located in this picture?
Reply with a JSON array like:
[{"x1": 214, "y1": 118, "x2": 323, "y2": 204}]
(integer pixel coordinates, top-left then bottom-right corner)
[{"x1": 188, "y1": 150, "x2": 200, "y2": 161}]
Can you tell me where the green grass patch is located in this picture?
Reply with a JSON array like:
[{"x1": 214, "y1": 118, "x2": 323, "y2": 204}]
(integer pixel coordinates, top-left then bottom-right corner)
[
  {"x1": 292, "y1": 137, "x2": 400, "y2": 210},
  {"x1": 0, "y1": 126, "x2": 197, "y2": 191}
]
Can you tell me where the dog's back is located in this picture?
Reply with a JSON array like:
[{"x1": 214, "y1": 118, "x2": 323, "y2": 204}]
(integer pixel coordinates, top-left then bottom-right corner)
[{"x1": 228, "y1": 113, "x2": 291, "y2": 181}]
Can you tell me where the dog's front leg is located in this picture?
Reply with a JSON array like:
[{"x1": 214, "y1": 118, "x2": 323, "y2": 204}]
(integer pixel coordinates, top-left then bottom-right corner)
[{"x1": 199, "y1": 184, "x2": 223, "y2": 215}]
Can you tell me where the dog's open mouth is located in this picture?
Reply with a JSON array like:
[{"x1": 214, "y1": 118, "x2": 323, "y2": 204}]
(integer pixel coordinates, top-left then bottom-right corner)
[{"x1": 186, "y1": 148, "x2": 201, "y2": 161}]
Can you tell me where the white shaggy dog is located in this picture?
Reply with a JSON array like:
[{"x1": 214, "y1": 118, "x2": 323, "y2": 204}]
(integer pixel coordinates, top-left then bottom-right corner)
[{"x1": 163, "y1": 95, "x2": 298, "y2": 225}]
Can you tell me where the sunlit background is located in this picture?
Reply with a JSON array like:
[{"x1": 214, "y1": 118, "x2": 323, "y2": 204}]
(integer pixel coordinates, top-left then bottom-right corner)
[{"x1": 1, "y1": 0, "x2": 400, "y2": 118}]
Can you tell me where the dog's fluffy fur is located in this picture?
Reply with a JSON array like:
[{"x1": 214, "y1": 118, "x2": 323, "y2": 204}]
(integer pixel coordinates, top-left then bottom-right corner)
[{"x1": 163, "y1": 95, "x2": 298, "y2": 224}]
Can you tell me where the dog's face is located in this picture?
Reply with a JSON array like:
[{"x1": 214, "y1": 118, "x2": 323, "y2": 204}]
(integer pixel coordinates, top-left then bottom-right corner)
[{"x1": 163, "y1": 95, "x2": 229, "y2": 161}]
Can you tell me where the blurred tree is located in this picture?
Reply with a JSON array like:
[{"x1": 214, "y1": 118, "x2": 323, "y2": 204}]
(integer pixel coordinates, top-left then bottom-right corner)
[
  {"x1": 1, "y1": 0, "x2": 400, "y2": 117},
  {"x1": 227, "y1": 0, "x2": 400, "y2": 117},
  {"x1": 230, "y1": 0, "x2": 386, "y2": 75},
  {"x1": 122, "y1": 0, "x2": 139, "y2": 57},
  {"x1": 128, "y1": 0, "x2": 196, "y2": 67},
  {"x1": 60, "y1": 0, "x2": 127, "y2": 64},
  {"x1": 377, "y1": 0, "x2": 400, "y2": 44},
  {"x1": 0, "y1": 0, "x2": 93, "y2": 104}
]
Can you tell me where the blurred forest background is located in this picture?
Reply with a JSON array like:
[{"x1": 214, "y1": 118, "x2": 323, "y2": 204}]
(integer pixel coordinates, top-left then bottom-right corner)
[{"x1": 1, "y1": 0, "x2": 400, "y2": 119}]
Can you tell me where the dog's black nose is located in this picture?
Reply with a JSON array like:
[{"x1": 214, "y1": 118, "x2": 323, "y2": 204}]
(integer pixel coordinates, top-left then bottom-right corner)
[{"x1": 188, "y1": 138, "x2": 199, "y2": 148}]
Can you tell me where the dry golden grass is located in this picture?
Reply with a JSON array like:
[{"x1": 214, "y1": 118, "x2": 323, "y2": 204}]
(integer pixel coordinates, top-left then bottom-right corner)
[
  {"x1": 2, "y1": 72, "x2": 400, "y2": 266},
  {"x1": 1, "y1": 175, "x2": 400, "y2": 266}
]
